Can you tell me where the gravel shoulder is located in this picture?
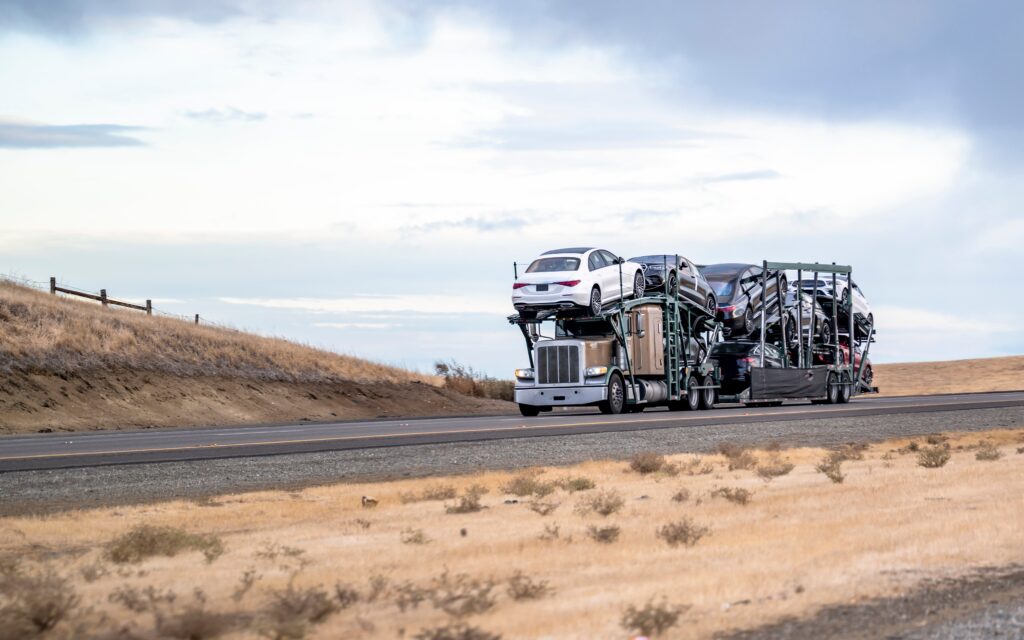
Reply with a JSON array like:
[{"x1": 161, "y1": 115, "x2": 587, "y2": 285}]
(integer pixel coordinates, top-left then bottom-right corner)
[
  {"x1": 719, "y1": 565, "x2": 1024, "y2": 640},
  {"x1": 2, "y1": 405, "x2": 1022, "y2": 516}
]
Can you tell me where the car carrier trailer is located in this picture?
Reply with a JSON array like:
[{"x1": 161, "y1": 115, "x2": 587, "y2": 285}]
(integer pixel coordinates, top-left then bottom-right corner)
[
  {"x1": 720, "y1": 260, "x2": 879, "y2": 406},
  {"x1": 509, "y1": 257, "x2": 722, "y2": 416}
]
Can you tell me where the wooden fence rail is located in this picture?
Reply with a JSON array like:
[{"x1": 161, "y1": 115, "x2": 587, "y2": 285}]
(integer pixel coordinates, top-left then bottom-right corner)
[{"x1": 49, "y1": 276, "x2": 161, "y2": 316}]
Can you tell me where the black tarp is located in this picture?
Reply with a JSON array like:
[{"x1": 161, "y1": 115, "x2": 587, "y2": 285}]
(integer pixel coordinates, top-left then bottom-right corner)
[{"x1": 750, "y1": 367, "x2": 827, "y2": 399}]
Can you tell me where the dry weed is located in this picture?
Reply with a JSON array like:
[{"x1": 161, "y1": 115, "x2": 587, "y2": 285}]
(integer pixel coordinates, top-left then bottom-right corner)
[
  {"x1": 756, "y1": 454, "x2": 795, "y2": 480},
  {"x1": 574, "y1": 489, "x2": 624, "y2": 517},
  {"x1": 427, "y1": 571, "x2": 497, "y2": 618},
  {"x1": 414, "y1": 622, "x2": 502, "y2": 640},
  {"x1": 505, "y1": 572, "x2": 553, "y2": 600},
  {"x1": 526, "y1": 500, "x2": 559, "y2": 516},
  {"x1": 656, "y1": 519, "x2": 709, "y2": 547},
  {"x1": 401, "y1": 485, "x2": 457, "y2": 503},
  {"x1": 105, "y1": 525, "x2": 224, "y2": 564},
  {"x1": 553, "y1": 476, "x2": 595, "y2": 492},
  {"x1": 0, "y1": 566, "x2": 79, "y2": 637},
  {"x1": 629, "y1": 452, "x2": 668, "y2": 474},
  {"x1": 975, "y1": 441, "x2": 1003, "y2": 461},
  {"x1": 671, "y1": 488, "x2": 691, "y2": 503},
  {"x1": 333, "y1": 583, "x2": 360, "y2": 609},
  {"x1": 500, "y1": 474, "x2": 554, "y2": 498},
  {"x1": 586, "y1": 525, "x2": 621, "y2": 544},
  {"x1": 446, "y1": 485, "x2": 489, "y2": 514},
  {"x1": 263, "y1": 582, "x2": 339, "y2": 638},
  {"x1": 538, "y1": 524, "x2": 560, "y2": 541},
  {"x1": 816, "y1": 452, "x2": 846, "y2": 484},
  {"x1": 917, "y1": 445, "x2": 951, "y2": 468},
  {"x1": 717, "y1": 443, "x2": 757, "y2": 471},
  {"x1": 711, "y1": 487, "x2": 752, "y2": 506},
  {"x1": 679, "y1": 456, "x2": 715, "y2": 475},
  {"x1": 401, "y1": 528, "x2": 430, "y2": 545},
  {"x1": 621, "y1": 598, "x2": 687, "y2": 637}
]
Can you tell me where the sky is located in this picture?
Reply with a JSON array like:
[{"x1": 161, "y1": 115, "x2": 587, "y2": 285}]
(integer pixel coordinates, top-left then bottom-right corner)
[{"x1": 1, "y1": 0, "x2": 1022, "y2": 376}]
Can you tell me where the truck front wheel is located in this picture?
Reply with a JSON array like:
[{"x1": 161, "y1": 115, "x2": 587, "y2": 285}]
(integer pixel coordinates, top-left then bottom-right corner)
[
  {"x1": 518, "y1": 404, "x2": 541, "y2": 417},
  {"x1": 598, "y1": 373, "x2": 625, "y2": 415}
]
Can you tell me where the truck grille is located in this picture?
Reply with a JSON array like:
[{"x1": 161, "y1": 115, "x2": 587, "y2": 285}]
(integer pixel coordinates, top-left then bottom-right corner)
[{"x1": 536, "y1": 344, "x2": 580, "y2": 384}]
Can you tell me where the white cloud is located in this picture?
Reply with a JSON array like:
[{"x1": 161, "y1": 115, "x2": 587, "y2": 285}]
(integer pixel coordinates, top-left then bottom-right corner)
[
  {"x1": 220, "y1": 294, "x2": 508, "y2": 316},
  {"x1": 313, "y1": 322, "x2": 402, "y2": 330}
]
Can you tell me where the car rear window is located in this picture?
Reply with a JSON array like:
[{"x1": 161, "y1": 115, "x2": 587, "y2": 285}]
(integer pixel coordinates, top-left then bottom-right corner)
[
  {"x1": 527, "y1": 257, "x2": 580, "y2": 273},
  {"x1": 709, "y1": 280, "x2": 734, "y2": 298}
]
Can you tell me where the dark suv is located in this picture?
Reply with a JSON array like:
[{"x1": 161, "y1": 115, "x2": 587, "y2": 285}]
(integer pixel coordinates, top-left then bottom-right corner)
[{"x1": 709, "y1": 340, "x2": 786, "y2": 395}]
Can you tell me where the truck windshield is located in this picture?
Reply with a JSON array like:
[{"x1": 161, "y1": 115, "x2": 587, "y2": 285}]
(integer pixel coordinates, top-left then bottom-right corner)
[
  {"x1": 527, "y1": 257, "x2": 580, "y2": 273},
  {"x1": 556, "y1": 319, "x2": 612, "y2": 337}
]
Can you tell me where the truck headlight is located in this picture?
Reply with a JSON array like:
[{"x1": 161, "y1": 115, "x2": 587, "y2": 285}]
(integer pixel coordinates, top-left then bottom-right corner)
[
  {"x1": 585, "y1": 366, "x2": 608, "y2": 377},
  {"x1": 514, "y1": 368, "x2": 535, "y2": 380}
]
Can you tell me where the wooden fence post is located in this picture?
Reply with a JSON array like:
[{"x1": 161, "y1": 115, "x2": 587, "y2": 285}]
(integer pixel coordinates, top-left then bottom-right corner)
[
  {"x1": 194, "y1": 314, "x2": 199, "y2": 324},
  {"x1": 100, "y1": 289, "x2": 108, "y2": 306},
  {"x1": 146, "y1": 300, "x2": 152, "y2": 315},
  {"x1": 50, "y1": 277, "x2": 56, "y2": 295}
]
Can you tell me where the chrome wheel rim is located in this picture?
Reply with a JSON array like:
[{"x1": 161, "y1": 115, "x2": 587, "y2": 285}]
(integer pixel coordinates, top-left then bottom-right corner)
[{"x1": 610, "y1": 378, "x2": 624, "y2": 410}]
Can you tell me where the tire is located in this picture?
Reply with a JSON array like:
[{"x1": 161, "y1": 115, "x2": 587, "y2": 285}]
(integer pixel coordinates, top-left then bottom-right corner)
[
  {"x1": 598, "y1": 373, "x2": 626, "y2": 415},
  {"x1": 838, "y1": 372, "x2": 852, "y2": 404},
  {"x1": 589, "y1": 286, "x2": 602, "y2": 316},
  {"x1": 786, "y1": 314, "x2": 799, "y2": 351},
  {"x1": 743, "y1": 311, "x2": 755, "y2": 336},
  {"x1": 667, "y1": 272, "x2": 678, "y2": 294},
  {"x1": 632, "y1": 271, "x2": 645, "y2": 299},
  {"x1": 862, "y1": 365, "x2": 873, "y2": 386},
  {"x1": 706, "y1": 295, "x2": 716, "y2": 315},
  {"x1": 820, "y1": 321, "x2": 832, "y2": 346},
  {"x1": 518, "y1": 404, "x2": 541, "y2": 417},
  {"x1": 825, "y1": 372, "x2": 840, "y2": 404},
  {"x1": 683, "y1": 375, "x2": 701, "y2": 411},
  {"x1": 699, "y1": 374, "x2": 716, "y2": 410}
]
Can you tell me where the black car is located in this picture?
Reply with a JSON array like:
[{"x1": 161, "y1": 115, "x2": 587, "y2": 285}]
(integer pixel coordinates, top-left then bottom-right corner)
[
  {"x1": 699, "y1": 263, "x2": 786, "y2": 337},
  {"x1": 709, "y1": 340, "x2": 786, "y2": 395},
  {"x1": 628, "y1": 254, "x2": 717, "y2": 312}
]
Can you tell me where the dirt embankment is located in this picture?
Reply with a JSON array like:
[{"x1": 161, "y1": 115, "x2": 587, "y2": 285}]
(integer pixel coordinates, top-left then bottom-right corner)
[{"x1": 0, "y1": 279, "x2": 512, "y2": 434}]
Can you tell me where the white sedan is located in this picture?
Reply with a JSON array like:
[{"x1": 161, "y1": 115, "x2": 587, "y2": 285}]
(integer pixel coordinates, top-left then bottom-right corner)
[{"x1": 512, "y1": 247, "x2": 645, "y2": 317}]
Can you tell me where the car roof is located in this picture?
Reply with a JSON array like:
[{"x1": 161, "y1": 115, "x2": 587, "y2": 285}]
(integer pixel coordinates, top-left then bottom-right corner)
[
  {"x1": 629, "y1": 254, "x2": 690, "y2": 261},
  {"x1": 541, "y1": 247, "x2": 594, "y2": 255},
  {"x1": 700, "y1": 263, "x2": 751, "y2": 278}
]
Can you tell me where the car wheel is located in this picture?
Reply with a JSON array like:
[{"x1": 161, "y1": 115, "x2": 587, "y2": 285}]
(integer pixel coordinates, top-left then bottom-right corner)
[
  {"x1": 598, "y1": 372, "x2": 625, "y2": 415},
  {"x1": 825, "y1": 372, "x2": 840, "y2": 404},
  {"x1": 667, "y1": 272, "x2": 678, "y2": 293},
  {"x1": 863, "y1": 365, "x2": 873, "y2": 385},
  {"x1": 743, "y1": 311, "x2": 755, "y2": 336},
  {"x1": 699, "y1": 374, "x2": 716, "y2": 410},
  {"x1": 632, "y1": 271, "x2": 645, "y2": 299},
  {"x1": 589, "y1": 286, "x2": 602, "y2": 316},
  {"x1": 820, "y1": 321, "x2": 832, "y2": 346},
  {"x1": 518, "y1": 404, "x2": 541, "y2": 417},
  {"x1": 786, "y1": 314, "x2": 799, "y2": 350},
  {"x1": 706, "y1": 295, "x2": 716, "y2": 315}
]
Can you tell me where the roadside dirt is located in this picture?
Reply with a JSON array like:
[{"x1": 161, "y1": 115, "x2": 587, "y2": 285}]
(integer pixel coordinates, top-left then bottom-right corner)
[
  {"x1": 0, "y1": 370, "x2": 513, "y2": 434},
  {"x1": 874, "y1": 355, "x2": 1024, "y2": 397}
]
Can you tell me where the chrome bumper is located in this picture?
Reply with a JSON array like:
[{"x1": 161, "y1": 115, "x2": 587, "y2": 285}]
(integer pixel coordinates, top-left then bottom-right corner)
[{"x1": 515, "y1": 385, "x2": 607, "y2": 407}]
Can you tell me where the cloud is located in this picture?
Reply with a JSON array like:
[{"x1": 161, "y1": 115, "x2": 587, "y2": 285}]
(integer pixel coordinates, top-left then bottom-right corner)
[
  {"x1": 219, "y1": 294, "x2": 509, "y2": 316},
  {"x1": 0, "y1": 0, "x2": 246, "y2": 35},
  {"x1": 0, "y1": 119, "x2": 145, "y2": 148},
  {"x1": 408, "y1": 215, "x2": 529, "y2": 234},
  {"x1": 704, "y1": 169, "x2": 781, "y2": 183},
  {"x1": 313, "y1": 322, "x2": 402, "y2": 330},
  {"x1": 454, "y1": 119, "x2": 714, "y2": 151},
  {"x1": 183, "y1": 107, "x2": 266, "y2": 124}
]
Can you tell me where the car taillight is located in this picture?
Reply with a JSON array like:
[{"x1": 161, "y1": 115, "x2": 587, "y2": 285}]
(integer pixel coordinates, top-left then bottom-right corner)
[
  {"x1": 554, "y1": 280, "x2": 581, "y2": 287},
  {"x1": 741, "y1": 357, "x2": 756, "y2": 364},
  {"x1": 512, "y1": 283, "x2": 528, "y2": 289},
  {"x1": 720, "y1": 305, "x2": 736, "y2": 312}
]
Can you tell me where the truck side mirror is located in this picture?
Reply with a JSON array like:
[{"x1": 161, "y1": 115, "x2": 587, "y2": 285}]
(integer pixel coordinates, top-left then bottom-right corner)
[{"x1": 636, "y1": 312, "x2": 646, "y2": 337}]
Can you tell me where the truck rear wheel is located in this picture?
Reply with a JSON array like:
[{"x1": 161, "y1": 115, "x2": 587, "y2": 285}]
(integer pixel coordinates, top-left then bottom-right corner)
[
  {"x1": 825, "y1": 372, "x2": 840, "y2": 404},
  {"x1": 598, "y1": 373, "x2": 625, "y2": 415},
  {"x1": 518, "y1": 404, "x2": 541, "y2": 417},
  {"x1": 838, "y1": 372, "x2": 852, "y2": 404},
  {"x1": 699, "y1": 374, "x2": 716, "y2": 410}
]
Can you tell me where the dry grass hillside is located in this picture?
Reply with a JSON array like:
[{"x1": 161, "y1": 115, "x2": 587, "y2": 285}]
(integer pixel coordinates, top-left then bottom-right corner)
[
  {"x1": 874, "y1": 355, "x2": 1024, "y2": 397},
  {"x1": 1, "y1": 428, "x2": 1022, "y2": 638},
  {"x1": 0, "y1": 280, "x2": 512, "y2": 433}
]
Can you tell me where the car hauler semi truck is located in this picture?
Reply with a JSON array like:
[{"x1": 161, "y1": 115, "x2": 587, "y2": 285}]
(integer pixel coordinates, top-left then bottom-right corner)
[
  {"x1": 509, "y1": 259, "x2": 722, "y2": 416},
  {"x1": 723, "y1": 260, "x2": 878, "y2": 406}
]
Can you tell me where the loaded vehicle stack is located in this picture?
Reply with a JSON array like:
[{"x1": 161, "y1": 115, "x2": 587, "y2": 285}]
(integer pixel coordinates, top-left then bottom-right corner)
[{"x1": 509, "y1": 250, "x2": 877, "y2": 416}]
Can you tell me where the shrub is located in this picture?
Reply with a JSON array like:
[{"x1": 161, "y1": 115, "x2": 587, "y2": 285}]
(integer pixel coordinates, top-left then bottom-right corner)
[
  {"x1": 671, "y1": 488, "x2": 691, "y2": 503},
  {"x1": 105, "y1": 525, "x2": 224, "y2": 564},
  {"x1": 835, "y1": 443, "x2": 867, "y2": 461},
  {"x1": 656, "y1": 519, "x2": 709, "y2": 547},
  {"x1": 815, "y1": 452, "x2": 845, "y2": 484},
  {"x1": 401, "y1": 484, "x2": 457, "y2": 503},
  {"x1": 435, "y1": 361, "x2": 514, "y2": 401},
  {"x1": 394, "y1": 581, "x2": 429, "y2": 612},
  {"x1": 401, "y1": 528, "x2": 430, "y2": 545},
  {"x1": 527, "y1": 500, "x2": 559, "y2": 516},
  {"x1": 711, "y1": 487, "x2": 752, "y2": 506},
  {"x1": 427, "y1": 571, "x2": 497, "y2": 618},
  {"x1": 155, "y1": 604, "x2": 239, "y2": 640},
  {"x1": 538, "y1": 524, "x2": 560, "y2": 541},
  {"x1": 620, "y1": 598, "x2": 687, "y2": 637},
  {"x1": 554, "y1": 476, "x2": 595, "y2": 492},
  {"x1": 414, "y1": 622, "x2": 502, "y2": 640},
  {"x1": 756, "y1": 455, "x2": 795, "y2": 480},
  {"x1": 629, "y1": 452, "x2": 668, "y2": 474},
  {"x1": 717, "y1": 443, "x2": 757, "y2": 470},
  {"x1": 575, "y1": 489, "x2": 625, "y2": 517},
  {"x1": 1017, "y1": 446, "x2": 1024, "y2": 455},
  {"x1": 446, "y1": 485, "x2": 489, "y2": 514},
  {"x1": 79, "y1": 561, "x2": 108, "y2": 583},
  {"x1": 263, "y1": 582, "x2": 339, "y2": 638},
  {"x1": 506, "y1": 572, "x2": 553, "y2": 600},
  {"x1": 366, "y1": 575, "x2": 390, "y2": 602},
  {"x1": 975, "y1": 441, "x2": 1003, "y2": 461},
  {"x1": 0, "y1": 567, "x2": 79, "y2": 636},
  {"x1": 917, "y1": 445, "x2": 951, "y2": 468},
  {"x1": 586, "y1": 525, "x2": 621, "y2": 544},
  {"x1": 500, "y1": 474, "x2": 554, "y2": 498},
  {"x1": 333, "y1": 583, "x2": 360, "y2": 609},
  {"x1": 679, "y1": 456, "x2": 714, "y2": 475}
]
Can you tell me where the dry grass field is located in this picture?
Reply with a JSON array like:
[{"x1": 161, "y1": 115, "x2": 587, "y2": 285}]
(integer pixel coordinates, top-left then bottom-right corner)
[
  {"x1": 2, "y1": 428, "x2": 1022, "y2": 639},
  {"x1": 0, "y1": 280, "x2": 512, "y2": 433},
  {"x1": 874, "y1": 355, "x2": 1024, "y2": 397}
]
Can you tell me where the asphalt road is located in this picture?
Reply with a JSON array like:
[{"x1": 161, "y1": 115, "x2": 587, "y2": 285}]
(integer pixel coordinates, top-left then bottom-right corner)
[{"x1": 2, "y1": 391, "x2": 1023, "y2": 472}]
